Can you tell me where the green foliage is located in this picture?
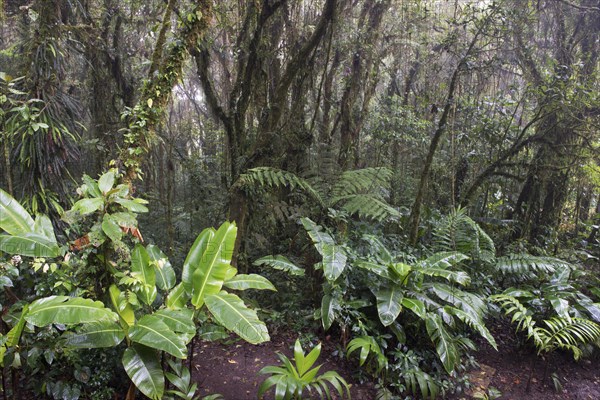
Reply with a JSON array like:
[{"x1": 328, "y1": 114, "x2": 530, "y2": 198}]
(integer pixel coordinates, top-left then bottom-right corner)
[
  {"x1": 0, "y1": 188, "x2": 60, "y2": 257},
  {"x1": 491, "y1": 294, "x2": 600, "y2": 359},
  {"x1": 0, "y1": 176, "x2": 273, "y2": 399},
  {"x1": 433, "y1": 207, "x2": 495, "y2": 262},
  {"x1": 236, "y1": 166, "x2": 400, "y2": 222},
  {"x1": 258, "y1": 339, "x2": 351, "y2": 400},
  {"x1": 346, "y1": 335, "x2": 388, "y2": 373}
]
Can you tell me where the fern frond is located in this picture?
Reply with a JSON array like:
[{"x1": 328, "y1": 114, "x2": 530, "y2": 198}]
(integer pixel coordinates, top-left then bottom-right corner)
[
  {"x1": 331, "y1": 168, "x2": 392, "y2": 198},
  {"x1": 331, "y1": 194, "x2": 400, "y2": 221},
  {"x1": 433, "y1": 207, "x2": 495, "y2": 262},
  {"x1": 490, "y1": 294, "x2": 541, "y2": 344},
  {"x1": 495, "y1": 254, "x2": 572, "y2": 276},
  {"x1": 235, "y1": 167, "x2": 323, "y2": 205},
  {"x1": 536, "y1": 317, "x2": 600, "y2": 359}
]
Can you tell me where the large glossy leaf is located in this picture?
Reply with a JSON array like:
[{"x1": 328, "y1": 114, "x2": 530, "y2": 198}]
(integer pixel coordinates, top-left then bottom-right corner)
[
  {"x1": 128, "y1": 315, "x2": 188, "y2": 359},
  {"x1": 301, "y1": 218, "x2": 346, "y2": 281},
  {"x1": 321, "y1": 294, "x2": 337, "y2": 330},
  {"x1": 152, "y1": 309, "x2": 195, "y2": 343},
  {"x1": 6, "y1": 305, "x2": 28, "y2": 347},
  {"x1": 253, "y1": 255, "x2": 305, "y2": 276},
  {"x1": 109, "y1": 285, "x2": 135, "y2": 328},
  {"x1": 205, "y1": 291, "x2": 269, "y2": 344},
  {"x1": 102, "y1": 214, "x2": 122, "y2": 242},
  {"x1": 224, "y1": 274, "x2": 276, "y2": 291},
  {"x1": 356, "y1": 261, "x2": 393, "y2": 280},
  {"x1": 0, "y1": 188, "x2": 34, "y2": 235},
  {"x1": 71, "y1": 198, "x2": 104, "y2": 215},
  {"x1": 166, "y1": 283, "x2": 189, "y2": 310},
  {"x1": 98, "y1": 170, "x2": 116, "y2": 193},
  {"x1": 425, "y1": 313, "x2": 459, "y2": 374},
  {"x1": 423, "y1": 252, "x2": 469, "y2": 269},
  {"x1": 446, "y1": 307, "x2": 497, "y2": 350},
  {"x1": 114, "y1": 198, "x2": 149, "y2": 213},
  {"x1": 191, "y1": 222, "x2": 237, "y2": 309},
  {"x1": 0, "y1": 233, "x2": 60, "y2": 257},
  {"x1": 401, "y1": 297, "x2": 427, "y2": 319},
  {"x1": 122, "y1": 345, "x2": 164, "y2": 400},
  {"x1": 26, "y1": 296, "x2": 118, "y2": 327},
  {"x1": 421, "y1": 267, "x2": 471, "y2": 286},
  {"x1": 319, "y1": 243, "x2": 347, "y2": 281},
  {"x1": 64, "y1": 321, "x2": 125, "y2": 348},
  {"x1": 374, "y1": 287, "x2": 403, "y2": 326},
  {"x1": 147, "y1": 244, "x2": 175, "y2": 290},
  {"x1": 181, "y1": 228, "x2": 214, "y2": 294},
  {"x1": 131, "y1": 244, "x2": 157, "y2": 305},
  {"x1": 33, "y1": 215, "x2": 56, "y2": 242}
]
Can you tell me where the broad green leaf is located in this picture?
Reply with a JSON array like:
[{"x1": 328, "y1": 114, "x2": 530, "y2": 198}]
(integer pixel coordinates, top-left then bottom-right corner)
[
  {"x1": 131, "y1": 244, "x2": 157, "y2": 305},
  {"x1": 191, "y1": 222, "x2": 237, "y2": 308},
  {"x1": 421, "y1": 267, "x2": 471, "y2": 286},
  {"x1": 98, "y1": 170, "x2": 116, "y2": 193},
  {"x1": 390, "y1": 263, "x2": 412, "y2": 281},
  {"x1": 321, "y1": 294, "x2": 337, "y2": 330},
  {"x1": 147, "y1": 244, "x2": 175, "y2": 290},
  {"x1": 447, "y1": 307, "x2": 497, "y2": 350},
  {"x1": 26, "y1": 296, "x2": 118, "y2": 327},
  {"x1": 128, "y1": 315, "x2": 188, "y2": 359},
  {"x1": 72, "y1": 198, "x2": 104, "y2": 215},
  {"x1": 205, "y1": 291, "x2": 269, "y2": 344},
  {"x1": 64, "y1": 321, "x2": 125, "y2": 348},
  {"x1": 102, "y1": 214, "x2": 122, "y2": 242},
  {"x1": 224, "y1": 274, "x2": 276, "y2": 291},
  {"x1": 114, "y1": 198, "x2": 148, "y2": 213},
  {"x1": 401, "y1": 297, "x2": 427, "y2": 319},
  {"x1": 166, "y1": 283, "x2": 189, "y2": 310},
  {"x1": 152, "y1": 309, "x2": 195, "y2": 343},
  {"x1": 319, "y1": 243, "x2": 347, "y2": 281},
  {"x1": 356, "y1": 261, "x2": 393, "y2": 280},
  {"x1": 0, "y1": 188, "x2": 35, "y2": 235},
  {"x1": 253, "y1": 255, "x2": 305, "y2": 276},
  {"x1": 301, "y1": 218, "x2": 335, "y2": 245},
  {"x1": 430, "y1": 283, "x2": 486, "y2": 319},
  {"x1": 296, "y1": 340, "x2": 321, "y2": 376},
  {"x1": 122, "y1": 345, "x2": 164, "y2": 400},
  {"x1": 181, "y1": 228, "x2": 214, "y2": 294},
  {"x1": 6, "y1": 305, "x2": 28, "y2": 347},
  {"x1": 425, "y1": 313, "x2": 459, "y2": 374},
  {"x1": 423, "y1": 252, "x2": 469, "y2": 269},
  {"x1": 109, "y1": 285, "x2": 135, "y2": 327},
  {"x1": 0, "y1": 233, "x2": 60, "y2": 257},
  {"x1": 0, "y1": 276, "x2": 12, "y2": 288},
  {"x1": 374, "y1": 287, "x2": 403, "y2": 326},
  {"x1": 33, "y1": 215, "x2": 56, "y2": 242},
  {"x1": 82, "y1": 175, "x2": 102, "y2": 198}
]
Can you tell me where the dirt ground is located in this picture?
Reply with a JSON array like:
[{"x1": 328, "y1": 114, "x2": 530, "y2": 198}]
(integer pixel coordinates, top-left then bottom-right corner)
[{"x1": 192, "y1": 324, "x2": 600, "y2": 400}]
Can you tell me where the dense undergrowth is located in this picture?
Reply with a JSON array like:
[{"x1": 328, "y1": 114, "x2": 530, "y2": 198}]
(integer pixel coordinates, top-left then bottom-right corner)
[{"x1": 1, "y1": 168, "x2": 599, "y2": 400}]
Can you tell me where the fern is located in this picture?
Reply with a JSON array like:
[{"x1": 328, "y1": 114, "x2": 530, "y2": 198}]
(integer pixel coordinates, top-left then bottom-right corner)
[
  {"x1": 491, "y1": 294, "x2": 600, "y2": 359},
  {"x1": 235, "y1": 167, "x2": 323, "y2": 205},
  {"x1": 331, "y1": 167, "x2": 393, "y2": 198},
  {"x1": 235, "y1": 166, "x2": 400, "y2": 221},
  {"x1": 433, "y1": 207, "x2": 495, "y2": 262},
  {"x1": 536, "y1": 317, "x2": 600, "y2": 359},
  {"x1": 331, "y1": 194, "x2": 400, "y2": 221},
  {"x1": 495, "y1": 254, "x2": 572, "y2": 276}
]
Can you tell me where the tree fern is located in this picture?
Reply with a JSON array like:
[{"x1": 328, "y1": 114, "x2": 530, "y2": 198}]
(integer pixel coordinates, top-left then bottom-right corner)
[
  {"x1": 235, "y1": 167, "x2": 323, "y2": 205},
  {"x1": 331, "y1": 167, "x2": 393, "y2": 198},
  {"x1": 433, "y1": 207, "x2": 495, "y2": 262},
  {"x1": 235, "y1": 166, "x2": 400, "y2": 222}
]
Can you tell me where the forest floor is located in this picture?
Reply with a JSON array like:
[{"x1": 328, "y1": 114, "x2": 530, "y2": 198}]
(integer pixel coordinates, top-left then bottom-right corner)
[{"x1": 193, "y1": 323, "x2": 600, "y2": 400}]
